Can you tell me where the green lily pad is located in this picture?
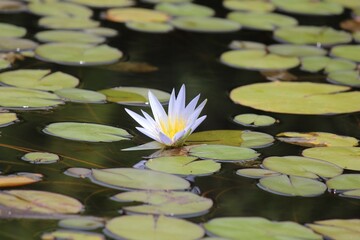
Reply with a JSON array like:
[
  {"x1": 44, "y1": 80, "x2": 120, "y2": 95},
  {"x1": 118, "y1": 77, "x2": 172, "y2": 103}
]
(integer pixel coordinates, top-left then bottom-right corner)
[
  {"x1": 307, "y1": 219, "x2": 360, "y2": 240},
  {"x1": 125, "y1": 22, "x2": 174, "y2": 33},
  {"x1": 326, "y1": 174, "x2": 360, "y2": 191},
  {"x1": 42, "y1": 230, "x2": 105, "y2": 240},
  {"x1": 189, "y1": 144, "x2": 259, "y2": 162},
  {"x1": 0, "y1": 23, "x2": 26, "y2": 38},
  {"x1": 327, "y1": 70, "x2": 360, "y2": 87},
  {"x1": 170, "y1": 16, "x2": 241, "y2": 33},
  {"x1": 325, "y1": 0, "x2": 360, "y2": 8},
  {"x1": 233, "y1": 113, "x2": 277, "y2": 127},
  {"x1": 35, "y1": 43, "x2": 123, "y2": 66},
  {"x1": 263, "y1": 156, "x2": 343, "y2": 179},
  {"x1": 221, "y1": 49, "x2": 299, "y2": 70},
  {"x1": 277, "y1": 132, "x2": 358, "y2": 147},
  {"x1": 99, "y1": 86, "x2": 170, "y2": 105},
  {"x1": 83, "y1": 27, "x2": 118, "y2": 37},
  {"x1": 0, "y1": 112, "x2": 17, "y2": 127},
  {"x1": 64, "y1": 167, "x2": 92, "y2": 178},
  {"x1": 142, "y1": 0, "x2": 192, "y2": 4},
  {"x1": 91, "y1": 168, "x2": 190, "y2": 190},
  {"x1": 28, "y1": 2, "x2": 93, "y2": 18},
  {"x1": 229, "y1": 40, "x2": 266, "y2": 50},
  {"x1": 106, "y1": 7, "x2": 170, "y2": 23},
  {"x1": 330, "y1": 45, "x2": 360, "y2": 62},
  {"x1": 113, "y1": 190, "x2": 213, "y2": 217},
  {"x1": 258, "y1": 175, "x2": 327, "y2": 197},
  {"x1": 0, "y1": 87, "x2": 63, "y2": 109},
  {"x1": 341, "y1": 189, "x2": 360, "y2": 199},
  {"x1": 272, "y1": 0, "x2": 343, "y2": 15},
  {"x1": 0, "y1": 59, "x2": 11, "y2": 70},
  {"x1": 43, "y1": 122, "x2": 131, "y2": 142},
  {"x1": 241, "y1": 131, "x2": 274, "y2": 148},
  {"x1": 145, "y1": 156, "x2": 221, "y2": 176},
  {"x1": 105, "y1": 215, "x2": 204, "y2": 240},
  {"x1": 54, "y1": 88, "x2": 106, "y2": 103},
  {"x1": 0, "y1": 69, "x2": 79, "y2": 91},
  {"x1": 38, "y1": 17, "x2": 100, "y2": 30},
  {"x1": 236, "y1": 168, "x2": 280, "y2": 179},
  {"x1": 21, "y1": 152, "x2": 60, "y2": 164},
  {"x1": 35, "y1": 30, "x2": 105, "y2": 44},
  {"x1": 0, "y1": 1, "x2": 26, "y2": 13},
  {"x1": 223, "y1": 1, "x2": 275, "y2": 12},
  {"x1": 268, "y1": 44, "x2": 327, "y2": 57},
  {"x1": 230, "y1": 82, "x2": 360, "y2": 115},
  {"x1": 204, "y1": 217, "x2": 322, "y2": 240},
  {"x1": 59, "y1": 218, "x2": 104, "y2": 230},
  {"x1": 354, "y1": 31, "x2": 360, "y2": 42},
  {"x1": 301, "y1": 56, "x2": 357, "y2": 73},
  {"x1": 67, "y1": 0, "x2": 135, "y2": 8},
  {"x1": 302, "y1": 147, "x2": 360, "y2": 171},
  {"x1": 0, "y1": 37, "x2": 38, "y2": 52},
  {"x1": 227, "y1": 12, "x2": 297, "y2": 31},
  {"x1": 274, "y1": 26, "x2": 352, "y2": 46},
  {"x1": 155, "y1": 3, "x2": 215, "y2": 17}
]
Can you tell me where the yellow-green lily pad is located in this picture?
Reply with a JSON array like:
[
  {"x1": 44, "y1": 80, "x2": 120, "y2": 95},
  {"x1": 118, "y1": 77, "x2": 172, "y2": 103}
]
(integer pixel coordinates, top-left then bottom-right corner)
[
  {"x1": 230, "y1": 82, "x2": 360, "y2": 115},
  {"x1": 307, "y1": 219, "x2": 360, "y2": 240},
  {"x1": 234, "y1": 113, "x2": 277, "y2": 127},
  {"x1": 141, "y1": 0, "x2": 192, "y2": 4},
  {"x1": 274, "y1": 26, "x2": 352, "y2": 46},
  {"x1": 302, "y1": 147, "x2": 360, "y2": 171},
  {"x1": 91, "y1": 168, "x2": 190, "y2": 190},
  {"x1": 21, "y1": 152, "x2": 60, "y2": 164},
  {"x1": 42, "y1": 230, "x2": 105, "y2": 240},
  {"x1": 67, "y1": 0, "x2": 135, "y2": 8},
  {"x1": 106, "y1": 7, "x2": 170, "y2": 23},
  {"x1": 28, "y1": 2, "x2": 93, "y2": 18},
  {"x1": 0, "y1": 1, "x2": 26, "y2": 13},
  {"x1": 0, "y1": 37, "x2": 38, "y2": 52},
  {"x1": 223, "y1": 0, "x2": 275, "y2": 12},
  {"x1": 35, "y1": 30, "x2": 105, "y2": 44},
  {"x1": 227, "y1": 12, "x2": 297, "y2": 31},
  {"x1": 125, "y1": 22, "x2": 174, "y2": 33},
  {"x1": 272, "y1": 0, "x2": 343, "y2": 15},
  {"x1": 59, "y1": 218, "x2": 104, "y2": 230},
  {"x1": 236, "y1": 168, "x2": 280, "y2": 179},
  {"x1": 145, "y1": 156, "x2": 221, "y2": 176},
  {"x1": 35, "y1": 43, "x2": 123, "y2": 66},
  {"x1": 38, "y1": 17, "x2": 100, "y2": 30},
  {"x1": 326, "y1": 174, "x2": 360, "y2": 191},
  {"x1": 330, "y1": 45, "x2": 360, "y2": 62},
  {"x1": 268, "y1": 44, "x2": 327, "y2": 57},
  {"x1": 105, "y1": 215, "x2": 204, "y2": 240},
  {"x1": 301, "y1": 56, "x2": 357, "y2": 73},
  {"x1": 0, "y1": 59, "x2": 11, "y2": 70},
  {"x1": 83, "y1": 27, "x2": 118, "y2": 37},
  {"x1": 228, "y1": 40, "x2": 266, "y2": 50},
  {"x1": 0, "y1": 23, "x2": 26, "y2": 38},
  {"x1": 113, "y1": 190, "x2": 213, "y2": 217},
  {"x1": 325, "y1": 0, "x2": 360, "y2": 8},
  {"x1": 43, "y1": 122, "x2": 131, "y2": 142},
  {"x1": 155, "y1": 3, "x2": 215, "y2": 17},
  {"x1": 0, "y1": 112, "x2": 17, "y2": 127},
  {"x1": 0, "y1": 69, "x2": 79, "y2": 91},
  {"x1": 327, "y1": 70, "x2": 360, "y2": 87},
  {"x1": 220, "y1": 49, "x2": 300, "y2": 70},
  {"x1": 341, "y1": 189, "x2": 360, "y2": 199},
  {"x1": 54, "y1": 88, "x2": 106, "y2": 103},
  {"x1": 354, "y1": 31, "x2": 360, "y2": 42}
]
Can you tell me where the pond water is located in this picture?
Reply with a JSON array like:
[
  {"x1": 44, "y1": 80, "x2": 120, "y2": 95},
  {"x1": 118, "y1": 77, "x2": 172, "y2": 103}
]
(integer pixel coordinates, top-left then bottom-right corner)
[{"x1": 0, "y1": 0, "x2": 359, "y2": 239}]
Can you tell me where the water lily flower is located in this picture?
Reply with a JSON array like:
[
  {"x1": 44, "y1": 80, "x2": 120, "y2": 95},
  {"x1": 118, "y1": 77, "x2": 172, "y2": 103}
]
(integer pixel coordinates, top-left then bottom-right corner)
[{"x1": 125, "y1": 85, "x2": 207, "y2": 147}]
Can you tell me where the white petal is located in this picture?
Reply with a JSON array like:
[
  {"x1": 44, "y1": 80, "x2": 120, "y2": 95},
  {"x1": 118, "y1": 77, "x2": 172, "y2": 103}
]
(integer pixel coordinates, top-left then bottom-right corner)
[
  {"x1": 168, "y1": 88, "x2": 177, "y2": 119},
  {"x1": 172, "y1": 129, "x2": 187, "y2": 143},
  {"x1": 136, "y1": 127, "x2": 160, "y2": 142},
  {"x1": 186, "y1": 99, "x2": 207, "y2": 125},
  {"x1": 159, "y1": 132, "x2": 173, "y2": 145},
  {"x1": 189, "y1": 115, "x2": 207, "y2": 134},
  {"x1": 184, "y1": 94, "x2": 200, "y2": 118},
  {"x1": 125, "y1": 108, "x2": 154, "y2": 130},
  {"x1": 148, "y1": 91, "x2": 168, "y2": 124}
]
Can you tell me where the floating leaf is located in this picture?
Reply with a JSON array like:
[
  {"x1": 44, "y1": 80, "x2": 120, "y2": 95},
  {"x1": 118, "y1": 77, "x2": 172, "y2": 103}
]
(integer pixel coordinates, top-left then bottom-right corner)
[
  {"x1": 326, "y1": 174, "x2": 360, "y2": 191},
  {"x1": 330, "y1": 45, "x2": 360, "y2": 62},
  {"x1": 38, "y1": 17, "x2": 100, "y2": 30},
  {"x1": 262, "y1": 156, "x2": 343, "y2": 179},
  {"x1": 230, "y1": 82, "x2": 360, "y2": 114},
  {"x1": 268, "y1": 44, "x2": 327, "y2": 57},
  {"x1": 59, "y1": 217, "x2": 104, "y2": 230},
  {"x1": 189, "y1": 144, "x2": 259, "y2": 162},
  {"x1": 125, "y1": 22, "x2": 174, "y2": 33},
  {"x1": 28, "y1": 2, "x2": 93, "y2": 18},
  {"x1": 0, "y1": 59, "x2": 11, "y2": 70},
  {"x1": 145, "y1": 156, "x2": 221, "y2": 176},
  {"x1": 325, "y1": 0, "x2": 360, "y2": 8},
  {"x1": 354, "y1": 31, "x2": 360, "y2": 42},
  {"x1": 277, "y1": 132, "x2": 358, "y2": 147},
  {"x1": 274, "y1": 26, "x2": 352, "y2": 46},
  {"x1": 122, "y1": 141, "x2": 164, "y2": 151},
  {"x1": 272, "y1": 0, "x2": 343, "y2": 15},
  {"x1": 227, "y1": 12, "x2": 297, "y2": 31},
  {"x1": 42, "y1": 230, "x2": 105, "y2": 240},
  {"x1": 142, "y1": 0, "x2": 192, "y2": 3},
  {"x1": 21, "y1": 152, "x2": 60, "y2": 164},
  {"x1": 0, "y1": 173, "x2": 42, "y2": 188},
  {"x1": 307, "y1": 219, "x2": 360, "y2": 240},
  {"x1": 341, "y1": 189, "x2": 360, "y2": 199},
  {"x1": 83, "y1": 27, "x2": 118, "y2": 37},
  {"x1": 91, "y1": 168, "x2": 190, "y2": 190},
  {"x1": 0, "y1": 23, "x2": 26, "y2": 38},
  {"x1": 170, "y1": 16, "x2": 241, "y2": 33},
  {"x1": 0, "y1": 87, "x2": 63, "y2": 109},
  {"x1": 327, "y1": 70, "x2": 360, "y2": 87},
  {"x1": 68, "y1": 0, "x2": 135, "y2": 8},
  {"x1": 35, "y1": 30, "x2": 105, "y2": 44},
  {"x1": 113, "y1": 190, "x2": 213, "y2": 217},
  {"x1": 106, "y1": 7, "x2": 170, "y2": 23},
  {"x1": 233, "y1": 113, "x2": 276, "y2": 127},
  {"x1": 54, "y1": 88, "x2": 106, "y2": 103},
  {"x1": 228, "y1": 40, "x2": 266, "y2": 50},
  {"x1": 220, "y1": 49, "x2": 300, "y2": 70},
  {"x1": 223, "y1": 1, "x2": 275, "y2": 12},
  {"x1": 0, "y1": 69, "x2": 79, "y2": 91},
  {"x1": 260, "y1": 70, "x2": 298, "y2": 81},
  {"x1": 105, "y1": 215, "x2": 204, "y2": 240},
  {"x1": 258, "y1": 175, "x2": 327, "y2": 197},
  {"x1": 204, "y1": 217, "x2": 322, "y2": 240},
  {"x1": 64, "y1": 168, "x2": 92, "y2": 178},
  {"x1": 0, "y1": 112, "x2": 17, "y2": 127},
  {"x1": 302, "y1": 147, "x2": 360, "y2": 171},
  {"x1": 301, "y1": 56, "x2": 356, "y2": 73},
  {"x1": 35, "y1": 43, "x2": 123, "y2": 66},
  {"x1": 0, "y1": 37, "x2": 38, "y2": 52},
  {"x1": 236, "y1": 168, "x2": 280, "y2": 179},
  {"x1": 0, "y1": 1, "x2": 26, "y2": 13},
  {"x1": 240, "y1": 131, "x2": 274, "y2": 148},
  {"x1": 155, "y1": 3, "x2": 215, "y2": 17},
  {"x1": 43, "y1": 122, "x2": 131, "y2": 142}
]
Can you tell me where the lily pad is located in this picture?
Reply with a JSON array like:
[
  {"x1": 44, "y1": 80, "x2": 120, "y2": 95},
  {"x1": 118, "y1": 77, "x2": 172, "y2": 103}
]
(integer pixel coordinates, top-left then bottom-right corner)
[
  {"x1": 354, "y1": 31, "x2": 360, "y2": 42},
  {"x1": 105, "y1": 215, "x2": 204, "y2": 240},
  {"x1": 258, "y1": 175, "x2": 327, "y2": 197},
  {"x1": 325, "y1": 0, "x2": 360, "y2": 8},
  {"x1": 268, "y1": 44, "x2": 327, "y2": 57},
  {"x1": 230, "y1": 82, "x2": 360, "y2": 115},
  {"x1": 42, "y1": 230, "x2": 105, "y2": 240},
  {"x1": 341, "y1": 189, "x2": 360, "y2": 199},
  {"x1": 0, "y1": 112, "x2": 17, "y2": 127},
  {"x1": 170, "y1": 16, "x2": 241, "y2": 33},
  {"x1": 83, "y1": 27, "x2": 118, "y2": 37},
  {"x1": 307, "y1": 219, "x2": 360, "y2": 240},
  {"x1": 274, "y1": 26, "x2": 352, "y2": 46},
  {"x1": 233, "y1": 113, "x2": 277, "y2": 127},
  {"x1": 262, "y1": 156, "x2": 343, "y2": 179},
  {"x1": 236, "y1": 168, "x2": 280, "y2": 179},
  {"x1": 229, "y1": 40, "x2": 266, "y2": 50},
  {"x1": 67, "y1": 0, "x2": 135, "y2": 8},
  {"x1": 28, "y1": 2, "x2": 93, "y2": 18},
  {"x1": 330, "y1": 45, "x2": 360, "y2": 62},
  {"x1": 155, "y1": 3, "x2": 215, "y2": 17},
  {"x1": 0, "y1": 69, "x2": 79, "y2": 91},
  {"x1": 38, "y1": 17, "x2": 100, "y2": 30},
  {"x1": 302, "y1": 147, "x2": 360, "y2": 171},
  {"x1": 145, "y1": 156, "x2": 221, "y2": 176},
  {"x1": 326, "y1": 174, "x2": 360, "y2": 191},
  {"x1": 301, "y1": 56, "x2": 356, "y2": 73},
  {"x1": 43, "y1": 122, "x2": 131, "y2": 142},
  {"x1": 223, "y1": 1, "x2": 275, "y2": 12},
  {"x1": 189, "y1": 144, "x2": 259, "y2": 162},
  {"x1": 59, "y1": 218, "x2": 104, "y2": 230},
  {"x1": 0, "y1": 59, "x2": 11, "y2": 70},
  {"x1": 0, "y1": 87, "x2": 63, "y2": 109},
  {"x1": 91, "y1": 168, "x2": 190, "y2": 190},
  {"x1": 35, "y1": 30, "x2": 105, "y2": 44},
  {"x1": 64, "y1": 168, "x2": 92, "y2": 178},
  {"x1": 327, "y1": 70, "x2": 360, "y2": 87},
  {"x1": 35, "y1": 43, "x2": 123, "y2": 66},
  {"x1": 0, "y1": 1, "x2": 26, "y2": 13},
  {"x1": 0, "y1": 173, "x2": 42, "y2": 188},
  {"x1": 113, "y1": 190, "x2": 213, "y2": 217},
  {"x1": 0, "y1": 23, "x2": 26, "y2": 38},
  {"x1": 106, "y1": 7, "x2": 170, "y2": 23},
  {"x1": 204, "y1": 217, "x2": 322, "y2": 240},
  {"x1": 125, "y1": 22, "x2": 174, "y2": 33},
  {"x1": 99, "y1": 86, "x2": 170, "y2": 105},
  {"x1": 54, "y1": 88, "x2": 106, "y2": 103},
  {"x1": 220, "y1": 49, "x2": 300, "y2": 70},
  {"x1": 21, "y1": 152, "x2": 60, "y2": 164},
  {"x1": 241, "y1": 131, "x2": 274, "y2": 148},
  {"x1": 227, "y1": 12, "x2": 297, "y2": 31},
  {"x1": 277, "y1": 132, "x2": 358, "y2": 147},
  {"x1": 0, "y1": 37, "x2": 38, "y2": 52},
  {"x1": 272, "y1": 0, "x2": 343, "y2": 16}
]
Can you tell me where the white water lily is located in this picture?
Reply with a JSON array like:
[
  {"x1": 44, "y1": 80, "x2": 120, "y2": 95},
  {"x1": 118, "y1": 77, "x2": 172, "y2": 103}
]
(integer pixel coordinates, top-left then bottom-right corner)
[{"x1": 125, "y1": 85, "x2": 207, "y2": 147}]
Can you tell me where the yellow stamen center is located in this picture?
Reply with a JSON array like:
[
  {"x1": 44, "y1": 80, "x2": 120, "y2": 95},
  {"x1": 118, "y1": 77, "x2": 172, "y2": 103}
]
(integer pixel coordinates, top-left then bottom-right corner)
[{"x1": 160, "y1": 118, "x2": 186, "y2": 139}]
